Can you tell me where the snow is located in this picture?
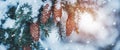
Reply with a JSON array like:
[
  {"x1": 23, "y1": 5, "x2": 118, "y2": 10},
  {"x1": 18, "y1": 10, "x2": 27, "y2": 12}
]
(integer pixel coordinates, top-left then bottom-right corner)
[
  {"x1": 86, "y1": 41, "x2": 90, "y2": 44},
  {"x1": 21, "y1": 0, "x2": 52, "y2": 23},
  {"x1": 0, "y1": 44, "x2": 7, "y2": 50},
  {"x1": 2, "y1": 18, "x2": 15, "y2": 29},
  {"x1": 17, "y1": 0, "x2": 43, "y2": 23},
  {"x1": 46, "y1": 27, "x2": 60, "y2": 44},
  {"x1": 40, "y1": 0, "x2": 120, "y2": 50},
  {"x1": 113, "y1": 22, "x2": 116, "y2": 25},
  {"x1": 64, "y1": 0, "x2": 77, "y2": 5},
  {"x1": 114, "y1": 41, "x2": 120, "y2": 50},
  {"x1": 40, "y1": 27, "x2": 98, "y2": 50},
  {"x1": 22, "y1": 7, "x2": 30, "y2": 14},
  {"x1": 0, "y1": 1, "x2": 8, "y2": 20},
  {"x1": 0, "y1": 0, "x2": 18, "y2": 29},
  {"x1": 56, "y1": 17, "x2": 60, "y2": 22},
  {"x1": 55, "y1": 0, "x2": 61, "y2": 10},
  {"x1": 72, "y1": 0, "x2": 119, "y2": 47},
  {"x1": 0, "y1": 0, "x2": 120, "y2": 50},
  {"x1": 0, "y1": 0, "x2": 18, "y2": 20},
  {"x1": 4, "y1": 32, "x2": 9, "y2": 39},
  {"x1": 32, "y1": 18, "x2": 38, "y2": 23},
  {"x1": 19, "y1": 27, "x2": 24, "y2": 37}
]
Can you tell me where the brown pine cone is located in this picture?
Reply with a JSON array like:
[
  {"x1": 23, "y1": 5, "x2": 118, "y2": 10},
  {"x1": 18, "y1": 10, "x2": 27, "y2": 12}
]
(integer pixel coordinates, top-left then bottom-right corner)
[
  {"x1": 64, "y1": 4, "x2": 76, "y2": 36},
  {"x1": 30, "y1": 23, "x2": 40, "y2": 41},
  {"x1": 41, "y1": 4, "x2": 51, "y2": 24},
  {"x1": 53, "y1": 1, "x2": 62, "y2": 23},
  {"x1": 23, "y1": 45, "x2": 31, "y2": 50},
  {"x1": 66, "y1": 16, "x2": 76, "y2": 36}
]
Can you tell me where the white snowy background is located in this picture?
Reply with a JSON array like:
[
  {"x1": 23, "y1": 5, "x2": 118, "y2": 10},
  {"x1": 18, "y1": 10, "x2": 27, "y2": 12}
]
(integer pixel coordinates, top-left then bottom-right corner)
[{"x1": 0, "y1": 0, "x2": 120, "y2": 50}]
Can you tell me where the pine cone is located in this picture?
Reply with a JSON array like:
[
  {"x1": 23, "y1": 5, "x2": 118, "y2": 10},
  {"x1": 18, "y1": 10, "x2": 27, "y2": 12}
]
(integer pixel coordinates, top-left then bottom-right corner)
[
  {"x1": 23, "y1": 45, "x2": 31, "y2": 50},
  {"x1": 30, "y1": 23, "x2": 40, "y2": 41},
  {"x1": 41, "y1": 4, "x2": 51, "y2": 24},
  {"x1": 66, "y1": 16, "x2": 76, "y2": 36},
  {"x1": 53, "y1": 1, "x2": 62, "y2": 23},
  {"x1": 64, "y1": 4, "x2": 76, "y2": 36}
]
